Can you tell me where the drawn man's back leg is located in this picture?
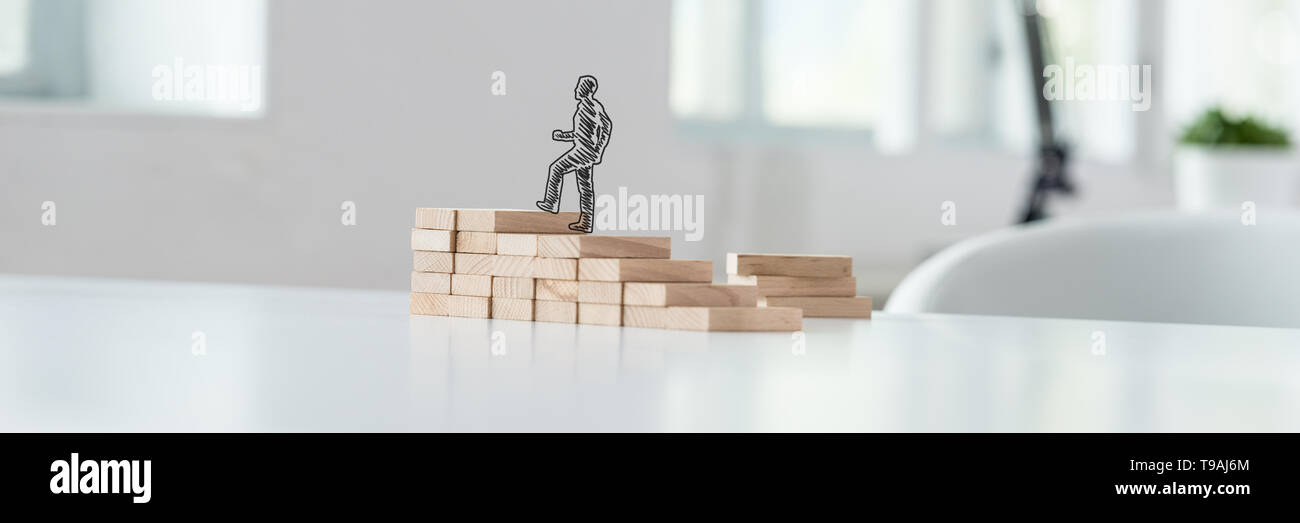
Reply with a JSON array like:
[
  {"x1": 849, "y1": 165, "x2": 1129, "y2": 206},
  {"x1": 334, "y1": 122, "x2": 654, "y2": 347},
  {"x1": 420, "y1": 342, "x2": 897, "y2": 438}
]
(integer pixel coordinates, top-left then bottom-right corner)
[
  {"x1": 569, "y1": 166, "x2": 594, "y2": 233},
  {"x1": 537, "y1": 152, "x2": 580, "y2": 214}
]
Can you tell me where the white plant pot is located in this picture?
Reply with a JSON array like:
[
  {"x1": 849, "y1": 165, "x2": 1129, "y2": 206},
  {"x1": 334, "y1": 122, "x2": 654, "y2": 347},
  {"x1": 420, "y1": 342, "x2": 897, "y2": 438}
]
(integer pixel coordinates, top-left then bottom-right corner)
[{"x1": 1172, "y1": 146, "x2": 1299, "y2": 212}]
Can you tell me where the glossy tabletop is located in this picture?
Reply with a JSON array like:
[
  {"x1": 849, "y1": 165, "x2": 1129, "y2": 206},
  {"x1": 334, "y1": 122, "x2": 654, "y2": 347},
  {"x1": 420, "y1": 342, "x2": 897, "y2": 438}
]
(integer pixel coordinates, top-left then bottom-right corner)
[{"x1": 2, "y1": 275, "x2": 1297, "y2": 432}]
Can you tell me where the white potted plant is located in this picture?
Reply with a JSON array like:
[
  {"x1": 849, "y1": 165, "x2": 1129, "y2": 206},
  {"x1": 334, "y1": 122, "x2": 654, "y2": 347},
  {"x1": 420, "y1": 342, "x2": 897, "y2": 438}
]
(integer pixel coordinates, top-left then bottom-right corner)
[{"x1": 1173, "y1": 107, "x2": 1297, "y2": 211}]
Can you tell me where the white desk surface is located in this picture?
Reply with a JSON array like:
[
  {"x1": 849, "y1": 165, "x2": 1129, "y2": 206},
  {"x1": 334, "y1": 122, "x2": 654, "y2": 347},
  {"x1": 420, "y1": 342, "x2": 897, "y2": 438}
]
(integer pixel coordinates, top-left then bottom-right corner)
[{"x1": 2, "y1": 274, "x2": 1297, "y2": 432}]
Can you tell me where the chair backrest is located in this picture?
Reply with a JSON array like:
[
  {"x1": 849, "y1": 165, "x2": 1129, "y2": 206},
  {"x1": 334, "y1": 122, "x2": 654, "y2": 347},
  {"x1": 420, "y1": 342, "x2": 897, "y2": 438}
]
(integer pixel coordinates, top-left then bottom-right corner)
[{"x1": 885, "y1": 212, "x2": 1300, "y2": 329}]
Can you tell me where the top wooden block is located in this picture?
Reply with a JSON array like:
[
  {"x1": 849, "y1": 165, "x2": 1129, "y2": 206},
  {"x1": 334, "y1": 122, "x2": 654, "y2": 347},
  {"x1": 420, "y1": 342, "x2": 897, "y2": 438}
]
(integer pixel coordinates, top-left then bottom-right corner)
[
  {"x1": 726, "y1": 253, "x2": 852, "y2": 278},
  {"x1": 537, "y1": 235, "x2": 671, "y2": 258},
  {"x1": 415, "y1": 208, "x2": 456, "y2": 230},
  {"x1": 455, "y1": 209, "x2": 585, "y2": 234}
]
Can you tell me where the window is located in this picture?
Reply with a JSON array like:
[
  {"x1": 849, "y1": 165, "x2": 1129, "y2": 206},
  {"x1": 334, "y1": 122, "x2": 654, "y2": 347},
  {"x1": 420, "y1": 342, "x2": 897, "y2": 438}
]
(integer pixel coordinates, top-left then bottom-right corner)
[
  {"x1": 1165, "y1": 0, "x2": 1300, "y2": 137},
  {"x1": 669, "y1": 0, "x2": 1144, "y2": 160},
  {"x1": 0, "y1": 0, "x2": 266, "y2": 117},
  {"x1": 670, "y1": 0, "x2": 919, "y2": 149},
  {"x1": 0, "y1": 0, "x2": 28, "y2": 75},
  {"x1": 1036, "y1": 0, "x2": 1140, "y2": 161}
]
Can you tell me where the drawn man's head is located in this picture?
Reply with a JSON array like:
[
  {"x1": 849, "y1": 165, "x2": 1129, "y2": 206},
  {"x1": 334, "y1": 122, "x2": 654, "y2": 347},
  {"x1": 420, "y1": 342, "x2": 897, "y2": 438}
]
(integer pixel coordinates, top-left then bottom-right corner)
[{"x1": 575, "y1": 76, "x2": 598, "y2": 100}]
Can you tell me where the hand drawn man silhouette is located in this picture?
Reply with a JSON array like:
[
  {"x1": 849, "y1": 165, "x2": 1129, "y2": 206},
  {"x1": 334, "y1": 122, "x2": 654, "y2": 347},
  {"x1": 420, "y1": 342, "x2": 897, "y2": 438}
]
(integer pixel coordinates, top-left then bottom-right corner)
[{"x1": 536, "y1": 75, "x2": 612, "y2": 233}]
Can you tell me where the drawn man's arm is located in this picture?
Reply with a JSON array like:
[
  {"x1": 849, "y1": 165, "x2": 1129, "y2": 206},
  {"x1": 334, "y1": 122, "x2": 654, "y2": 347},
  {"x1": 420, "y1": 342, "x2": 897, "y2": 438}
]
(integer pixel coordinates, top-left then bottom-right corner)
[
  {"x1": 552, "y1": 129, "x2": 575, "y2": 142},
  {"x1": 595, "y1": 112, "x2": 612, "y2": 162}
]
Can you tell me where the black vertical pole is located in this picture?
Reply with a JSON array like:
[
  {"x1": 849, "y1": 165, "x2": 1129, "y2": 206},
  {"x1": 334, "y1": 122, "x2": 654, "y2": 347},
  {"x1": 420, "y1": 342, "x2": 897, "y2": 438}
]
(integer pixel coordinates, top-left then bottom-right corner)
[{"x1": 1019, "y1": 0, "x2": 1073, "y2": 223}]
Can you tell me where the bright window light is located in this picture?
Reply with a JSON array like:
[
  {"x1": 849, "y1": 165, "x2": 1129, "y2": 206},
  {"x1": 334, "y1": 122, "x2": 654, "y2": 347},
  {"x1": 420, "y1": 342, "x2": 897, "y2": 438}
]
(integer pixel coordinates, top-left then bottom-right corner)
[
  {"x1": 670, "y1": 0, "x2": 745, "y2": 121},
  {"x1": 1165, "y1": 0, "x2": 1300, "y2": 134},
  {"x1": 671, "y1": 0, "x2": 916, "y2": 145},
  {"x1": 760, "y1": 0, "x2": 896, "y2": 129},
  {"x1": 0, "y1": 0, "x2": 29, "y2": 75}
]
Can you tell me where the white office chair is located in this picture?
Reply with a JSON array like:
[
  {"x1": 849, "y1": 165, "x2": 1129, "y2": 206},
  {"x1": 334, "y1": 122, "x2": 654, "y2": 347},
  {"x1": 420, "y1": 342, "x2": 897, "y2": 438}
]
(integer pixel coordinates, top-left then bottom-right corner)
[{"x1": 886, "y1": 211, "x2": 1300, "y2": 328}]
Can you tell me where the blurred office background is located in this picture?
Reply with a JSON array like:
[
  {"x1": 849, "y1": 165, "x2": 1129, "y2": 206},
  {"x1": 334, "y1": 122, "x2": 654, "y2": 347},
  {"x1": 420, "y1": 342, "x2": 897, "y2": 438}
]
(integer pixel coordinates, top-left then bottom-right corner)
[{"x1": 1, "y1": 0, "x2": 1297, "y2": 303}]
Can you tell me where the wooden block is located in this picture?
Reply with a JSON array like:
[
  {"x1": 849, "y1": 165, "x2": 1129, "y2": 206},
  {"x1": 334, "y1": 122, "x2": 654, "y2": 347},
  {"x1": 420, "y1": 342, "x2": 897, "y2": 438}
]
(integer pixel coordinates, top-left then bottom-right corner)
[
  {"x1": 578, "y1": 303, "x2": 622, "y2": 326},
  {"x1": 410, "y1": 229, "x2": 454, "y2": 251},
  {"x1": 455, "y1": 231, "x2": 497, "y2": 254},
  {"x1": 453, "y1": 253, "x2": 535, "y2": 277},
  {"x1": 492, "y1": 277, "x2": 535, "y2": 299},
  {"x1": 491, "y1": 254, "x2": 535, "y2": 277},
  {"x1": 534, "y1": 300, "x2": 577, "y2": 323},
  {"x1": 497, "y1": 234, "x2": 538, "y2": 256},
  {"x1": 533, "y1": 257, "x2": 578, "y2": 279},
  {"x1": 413, "y1": 251, "x2": 454, "y2": 273},
  {"x1": 622, "y1": 283, "x2": 757, "y2": 307},
  {"x1": 445, "y1": 295, "x2": 490, "y2": 318},
  {"x1": 758, "y1": 296, "x2": 872, "y2": 318},
  {"x1": 410, "y1": 271, "x2": 451, "y2": 294},
  {"x1": 415, "y1": 208, "x2": 456, "y2": 230},
  {"x1": 578, "y1": 259, "x2": 712, "y2": 282},
  {"x1": 451, "y1": 274, "x2": 492, "y2": 297},
  {"x1": 455, "y1": 209, "x2": 584, "y2": 234},
  {"x1": 537, "y1": 235, "x2": 671, "y2": 258},
  {"x1": 726, "y1": 274, "x2": 856, "y2": 297},
  {"x1": 659, "y1": 306, "x2": 803, "y2": 331},
  {"x1": 535, "y1": 278, "x2": 579, "y2": 301},
  {"x1": 453, "y1": 253, "x2": 494, "y2": 275},
  {"x1": 578, "y1": 281, "x2": 622, "y2": 304},
  {"x1": 491, "y1": 297, "x2": 534, "y2": 321},
  {"x1": 410, "y1": 292, "x2": 449, "y2": 316},
  {"x1": 622, "y1": 306, "x2": 668, "y2": 329},
  {"x1": 726, "y1": 253, "x2": 852, "y2": 278}
]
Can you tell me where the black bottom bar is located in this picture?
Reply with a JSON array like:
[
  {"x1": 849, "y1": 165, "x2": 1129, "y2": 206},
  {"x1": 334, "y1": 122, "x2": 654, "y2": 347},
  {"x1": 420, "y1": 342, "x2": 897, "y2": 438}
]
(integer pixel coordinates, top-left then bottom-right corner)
[{"x1": 2, "y1": 434, "x2": 1291, "y2": 510}]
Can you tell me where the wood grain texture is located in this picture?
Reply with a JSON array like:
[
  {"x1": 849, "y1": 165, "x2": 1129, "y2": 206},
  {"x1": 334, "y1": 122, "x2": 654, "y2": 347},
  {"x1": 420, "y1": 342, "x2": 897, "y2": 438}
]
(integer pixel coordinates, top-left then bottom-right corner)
[
  {"x1": 534, "y1": 300, "x2": 577, "y2": 323},
  {"x1": 451, "y1": 274, "x2": 492, "y2": 297},
  {"x1": 491, "y1": 277, "x2": 535, "y2": 299},
  {"x1": 621, "y1": 306, "x2": 668, "y2": 329},
  {"x1": 497, "y1": 234, "x2": 538, "y2": 256},
  {"x1": 758, "y1": 296, "x2": 872, "y2": 318},
  {"x1": 452, "y1": 253, "x2": 495, "y2": 275},
  {"x1": 622, "y1": 283, "x2": 758, "y2": 307},
  {"x1": 578, "y1": 259, "x2": 712, "y2": 282},
  {"x1": 413, "y1": 251, "x2": 454, "y2": 273},
  {"x1": 455, "y1": 231, "x2": 497, "y2": 254},
  {"x1": 491, "y1": 298, "x2": 534, "y2": 321},
  {"x1": 726, "y1": 253, "x2": 852, "y2": 277},
  {"x1": 535, "y1": 279, "x2": 579, "y2": 301},
  {"x1": 414, "y1": 208, "x2": 456, "y2": 230},
  {"x1": 455, "y1": 209, "x2": 584, "y2": 233},
  {"x1": 634, "y1": 307, "x2": 795, "y2": 330},
  {"x1": 532, "y1": 257, "x2": 577, "y2": 279},
  {"x1": 726, "y1": 274, "x2": 857, "y2": 297},
  {"x1": 537, "y1": 235, "x2": 671, "y2": 258},
  {"x1": 446, "y1": 295, "x2": 490, "y2": 318},
  {"x1": 489, "y1": 254, "x2": 535, "y2": 277},
  {"x1": 578, "y1": 303, "x2": 621, "y2": 326},
  {"x1": 453, "y1": 254, "x2": 535, "y2": 277},
  {"x1": 578, "y1": 281, "x2": 622, "y2": 304},
  {"x1": 410, "y1": 272, "x2": 451, "y2": 294},
  {"x1": 410, "y1": 229, "x2": 454, "y2": 251},
  {"x1": 409, "y1": 292, "x2": 449, "y2": 316}
]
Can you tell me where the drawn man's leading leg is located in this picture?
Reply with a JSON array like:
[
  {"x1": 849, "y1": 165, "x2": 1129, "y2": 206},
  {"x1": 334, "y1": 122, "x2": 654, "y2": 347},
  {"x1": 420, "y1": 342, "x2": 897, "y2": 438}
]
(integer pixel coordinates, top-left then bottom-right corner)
[{"x1": 538, "y1": 150, "x2": 581, "y2": 213}]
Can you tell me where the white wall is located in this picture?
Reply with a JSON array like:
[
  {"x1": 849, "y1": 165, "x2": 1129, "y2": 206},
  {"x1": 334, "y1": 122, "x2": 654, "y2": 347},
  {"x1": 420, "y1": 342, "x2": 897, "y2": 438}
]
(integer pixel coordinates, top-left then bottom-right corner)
[{"x1": 0, "y1": 0, "x2": 1174, "y2": 300}]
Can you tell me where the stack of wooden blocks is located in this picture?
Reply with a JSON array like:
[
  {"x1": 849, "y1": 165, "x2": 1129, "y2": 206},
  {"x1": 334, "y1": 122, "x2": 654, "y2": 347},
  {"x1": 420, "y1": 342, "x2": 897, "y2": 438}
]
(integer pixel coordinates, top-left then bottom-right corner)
[
  {"x1": 726, "y1": 253, "x2": 872, "y2": 319},
  {"x1": 409, "y1": 208, "x2": 803, "y2": 331}
]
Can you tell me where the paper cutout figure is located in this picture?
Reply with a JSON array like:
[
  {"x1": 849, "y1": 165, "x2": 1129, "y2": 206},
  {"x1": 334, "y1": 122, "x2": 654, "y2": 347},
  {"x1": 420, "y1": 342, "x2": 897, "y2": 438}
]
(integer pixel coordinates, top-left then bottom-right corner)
[{"x1": 536, "y1": 75, "x2": 612, "y2": 233}]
